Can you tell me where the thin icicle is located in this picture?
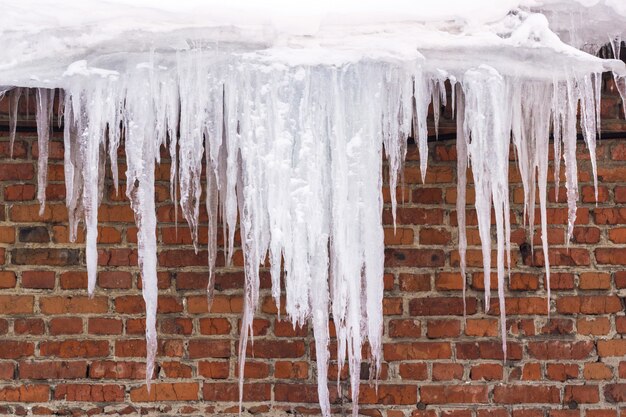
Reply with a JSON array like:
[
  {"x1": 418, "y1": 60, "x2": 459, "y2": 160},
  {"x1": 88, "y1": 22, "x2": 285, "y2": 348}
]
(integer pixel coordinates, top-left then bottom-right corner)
[
  {"x1": 455, "y1": 84, "x2": 468, "y2": 318},
  {"x1": 35, "y1": 88, "x2": 54, "y2": 216},
  {"x1": 9, "y1": 87, "x2": 22, "y2": 158}
]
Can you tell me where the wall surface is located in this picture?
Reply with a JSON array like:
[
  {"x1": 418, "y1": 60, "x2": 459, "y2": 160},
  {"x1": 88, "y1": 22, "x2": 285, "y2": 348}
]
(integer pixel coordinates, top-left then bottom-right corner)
[{"x1": 0, "y1": 79, "x2": 626, "y2": 417}]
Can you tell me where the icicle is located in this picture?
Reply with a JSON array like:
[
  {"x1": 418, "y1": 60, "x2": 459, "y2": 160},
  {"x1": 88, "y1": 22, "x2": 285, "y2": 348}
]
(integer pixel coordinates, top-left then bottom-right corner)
[
  {"x1": 9, "y1": 87, "x2": 22, "y2": 158},
  {"x1": 562, "y1": 80, "x2": 580, "y2": 244},
  {"x1": 455, "y1": 84, "x2": 468, "y2": 318},
  {"x1": 462, "y1": 66, "x2": 511, "y2": 358},
  {"x1": 123, "y1": 74, "x2": 160, "y2": 390},
  {"x1": 35, "y1": 88, "x2": 54, "y2": 216}
]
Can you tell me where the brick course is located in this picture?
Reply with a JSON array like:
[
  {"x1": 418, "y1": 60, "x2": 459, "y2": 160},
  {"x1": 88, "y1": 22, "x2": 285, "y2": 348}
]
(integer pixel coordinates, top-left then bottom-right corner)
[{"x1": 0, "y1": 82, "x2": 625, "y2": 416}]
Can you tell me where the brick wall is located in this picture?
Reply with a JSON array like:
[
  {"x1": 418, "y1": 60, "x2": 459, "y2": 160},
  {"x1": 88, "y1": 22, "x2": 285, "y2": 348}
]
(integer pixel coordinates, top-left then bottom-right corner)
[{"x1": 0, "y1": 81, "x2": 626, "y2": 416}]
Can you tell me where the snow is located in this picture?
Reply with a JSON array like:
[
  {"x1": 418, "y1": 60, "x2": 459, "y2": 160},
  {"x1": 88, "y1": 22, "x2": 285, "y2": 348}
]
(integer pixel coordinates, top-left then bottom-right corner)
[{"x1": 1, "y1": 1, "x2": 626, "y2": 415}]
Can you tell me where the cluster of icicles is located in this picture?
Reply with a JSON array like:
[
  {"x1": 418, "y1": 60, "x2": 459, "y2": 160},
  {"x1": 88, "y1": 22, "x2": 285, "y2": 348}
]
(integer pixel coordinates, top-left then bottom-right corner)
[{"x1": 3, "y1": 53, "x2": 625, "y2": 416}]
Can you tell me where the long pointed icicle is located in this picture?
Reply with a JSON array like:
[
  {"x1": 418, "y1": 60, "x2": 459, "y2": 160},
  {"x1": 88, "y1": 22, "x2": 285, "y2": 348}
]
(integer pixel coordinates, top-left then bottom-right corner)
[
  {"x1": 35, "y1": 88, "x2": 54, "y2": 216},
  {"x1": 9, "y1": 87, "x2": 22, "y2": 158},
  {"x1": 455, "y1": 84, "x2": 468, "y2": 317}
]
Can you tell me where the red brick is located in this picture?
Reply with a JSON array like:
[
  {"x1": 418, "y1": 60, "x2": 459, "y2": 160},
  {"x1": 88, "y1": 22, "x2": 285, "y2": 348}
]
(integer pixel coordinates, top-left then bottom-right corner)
[
  {"x1": 493, "y1": 386, "x2": 560, "y2": 403},
  {"x1": 398, "y1": 363, "x2": 428, "y2": 380},
  {"x1": 131, "y1": 383, "x2": 199, "y2": 401},
  {"x1": 98, "y1": 271, "x2": 132, "y2": 289},
  {"x1": 0, "y1": 341, "x2": 35, "y2": 359},
  {"x1": 427, "y1": 319, "x2": 460, "y2": 338},
  {"x1": 0, "y1": 385, "x2": 49, "y2": 402},
  {"x1": 49, "y1": 317, "x2": 83, "y2": 335},
  {"x1": 88, "y1": 318, "x2": 123, "y2": 335},
  {"x1": 564, "y1": 385, "x2": 599, "y2": 404},
  {"x1": 40, "y1": 296, "x2": 108, "y2": 314},
  {"x1": 556, "y1": 296, "x2": 622, "y2": 314},
  {"x1": 198, "y1": 361, "x2": 229, "y2": 379},
  {"x1": 0, "y1": 295, "x2": 34, "y2": 314},
  {"x1": 528, "y1": 341, "x2": 594, "y2": 360},
  {"x1": 420, "y1": 385, "x2": 488, "y2": 404},
  {"x1": 14, "y1": 318, "x2": 44, "y2": 335},
  {"x1": 203, "y1": 383, "x2": 270, "y2": 402},
  {"x1": 19, "y1": 361, "x2": 87, "y2": 379},
  {"x1": 275, "y1": 361, "x2": 308, "y2": 379},
  {"x1": 384, "y1": 342, "x2": 451, "y2": 360},
  {"x1": 40, "y1": 340, "x2": 109, "y2": 358},
  {"x1": 0, "y1": 163, "x2": 34, "y2": 180},
  {"x1": 432, "y1": 363, "x2": 463, "y2": 381},
  {"x1": 21, "y1": 271, "x2": 55, "y2": 289},
  {"x1": 0, "y1": 271, "x2": 16, "y2": 288}
]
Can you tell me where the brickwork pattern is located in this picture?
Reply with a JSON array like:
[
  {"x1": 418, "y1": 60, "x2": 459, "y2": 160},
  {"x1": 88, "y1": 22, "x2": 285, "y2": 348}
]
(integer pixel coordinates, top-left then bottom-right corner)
[{"x1": 0, "y1": 83, "x2": 625, "y2": 416}]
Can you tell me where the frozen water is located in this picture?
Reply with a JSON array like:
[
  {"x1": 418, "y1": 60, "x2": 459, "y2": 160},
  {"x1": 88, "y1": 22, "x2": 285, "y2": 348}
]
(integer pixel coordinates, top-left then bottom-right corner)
[{"x1": 0, "y1": 1, "x2": 625, "y2": 415}]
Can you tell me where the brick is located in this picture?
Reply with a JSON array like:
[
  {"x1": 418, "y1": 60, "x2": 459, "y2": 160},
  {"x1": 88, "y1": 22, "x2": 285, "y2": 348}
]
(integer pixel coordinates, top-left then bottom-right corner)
[
  {"x1": 49, "y1": 317, "x2": 83, "y2": 335},
  {"x1": 546, "y1": 363, "x2": 579, "y2": 381},
  {"x1": 14, "y1": 318, "x2": 44, "y2": 335},
  {"x1": 605, "y1": 384, "x2": 626, "y2": 402},
  {"x1": 274, "y1": 383, "x2": 338, "y2": 404},
  {"x1": 240, "y1": 340, "x2": 305, "y2": 359},
  {"x1": 0, "y1": 385, "x2": 49, "y2": 402},
  {"x1": 202, "y1": 383, "x2": 270, "y2": 402},
  {"x1": 89, "y1": 361, "x2": 146, "y2": 379},
  {"x1": 432, "y1": 363, "x2": 463, "y2": 381},
  {"x1": 54, "y1": 384, "x2": 124, "y2": 403},
  {"x1": 19, "y1": 361, "x2": 88, "y2": 379},
  {"x1": 18, "y1": 226, "x2": 50, "y2": 243},
  {"x1": 21, "y1": 271, "x2": 55, "y2": 289},
  {"x1": 470, "y1": 363, "x2": 502, "y2": 381},
  {"x1": 358, "y1": 385, "x2": 418, "y2": 405},
  {"x1": 385, "y1": 248, "x2": 445, "y2": 267},
  {"x1": 388, "y1": 319, "x2": 421, "y2": 338},
  {"x1": 383, "y1": 342, "x2": 451, "y2": 360},
  {"x1": 40, "y1": 296, "x2": 108, "y2": 314},
  {"x1": 0, "y1": 163, "x2": 34, "y2": 180},
  {"x1": 596, "y1": 248, "x2": 626, "y2": 265},
  {"x1": 556, "y1": 296, "x2": 622, "y2": 314},
  {"x1": 456, "y1": 342, "x2": 523, "y2": 360},
  {"x1": 88, "y1": 318, "x2": 123, "y2": 335},
  {"x1": 0, "y1": 341, "x2": 35, "y2": 359},
  {"x1": 40, "y1": 340, "x2": 109, "y2": 358},
  {"x1": 198, "y1": 361, "x2": 230, "y2": 379},
  {"x1": 131, "y1": 383, "x2": 199, "y2": 402},
  {"x1": 0, "y1": 271, "x2": 16, "y2": 288},
  {"x1": 0, "y1": 295, "x2": 34, "y2": 314},
  {"x1": 584, "y1": 363, "x2": 613, "y2": 380},
  {"x1": 427, "y1": 320, "x2": 460, "y2": 338},
  {"x1": 420, "y1": 386, "x2": 488, "y2": 404},
  {"x1": 4, "y1": 184, "x2": 36, "y2": 201},
  {"x1": 98, "y1": 271, "x2": 132, "y2": 289},
  {"x1": 398, "y1": 363, "x2": 428, "y2": 380},
  {"x1": 275, "y1": 361, "x2": 308, "y2": 379},
  {"x1": 410, "y1": 297, "x2": 477, "y2": 316},
  {"x1": 187, "y1": 340, "x2": 231, "y2": 359},
  {"x1": 527, "y1": 341, "x2": 594, "y2": 360},
  {"x1": 0, "y1": 226, "x2": 15, "y2": 243},
  {"x1": 11, "y1": 248, "x2": 79, "y2": 266},
  {"x1": 399, "y1": 273, "x2": 431, "y2": 291},
  {"x1": 493, "y1": 386, "x2": 560, "y2": 403},
  {"x1": 599, "y1": 340, "x2": 626, "y2": 357}
]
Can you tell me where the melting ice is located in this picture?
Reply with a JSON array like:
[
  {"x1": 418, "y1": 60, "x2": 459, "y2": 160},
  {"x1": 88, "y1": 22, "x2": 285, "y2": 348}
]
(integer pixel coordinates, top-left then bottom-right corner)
[{"x1": 1, "y1": 1, "x2": 626, "y2": 416}]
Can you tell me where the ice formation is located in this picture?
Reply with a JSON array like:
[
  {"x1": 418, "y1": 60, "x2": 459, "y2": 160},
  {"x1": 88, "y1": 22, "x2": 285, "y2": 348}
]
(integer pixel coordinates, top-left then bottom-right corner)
[{"x1": 1, "y1": 1, "x2": 626, "y2": 415}]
